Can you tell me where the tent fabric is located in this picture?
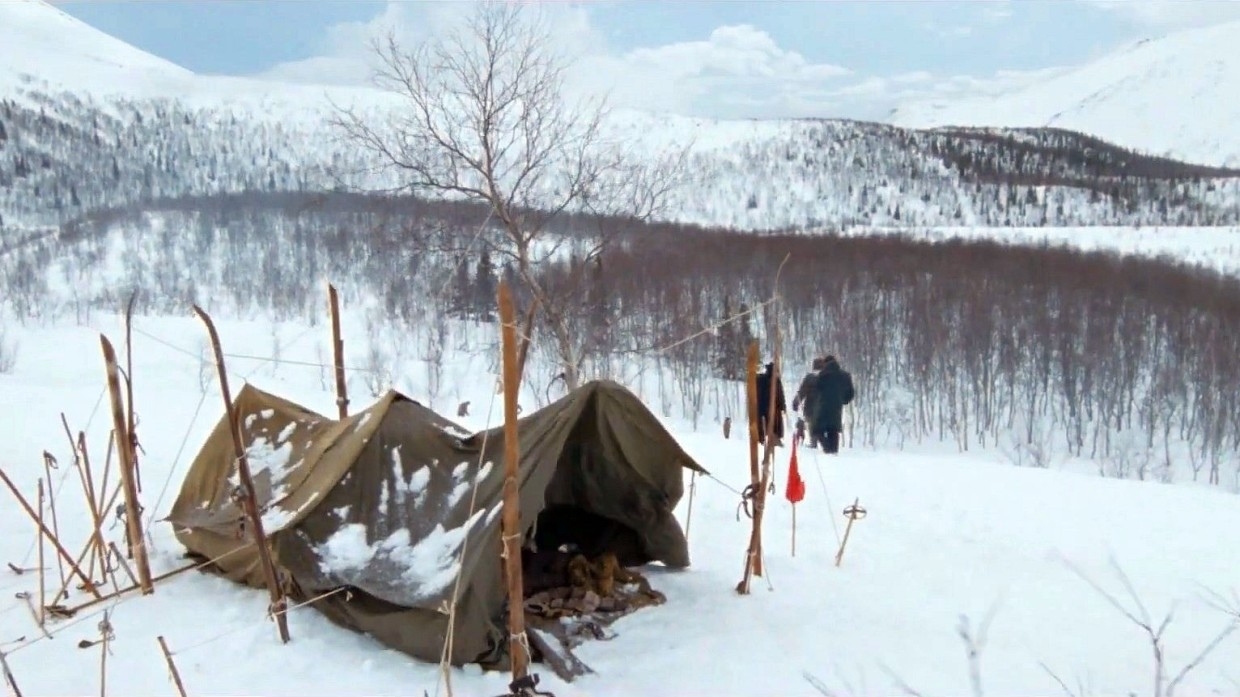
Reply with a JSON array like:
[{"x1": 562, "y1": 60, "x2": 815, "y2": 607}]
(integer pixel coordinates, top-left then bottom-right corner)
[{"x1": 165, "y1": 379, "x2": 706, "y2": 666}]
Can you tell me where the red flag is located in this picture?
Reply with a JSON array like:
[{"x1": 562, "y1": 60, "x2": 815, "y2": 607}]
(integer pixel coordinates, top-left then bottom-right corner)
[{"x1": 785, "y1": 437, "x2": 806, "y2": 504}]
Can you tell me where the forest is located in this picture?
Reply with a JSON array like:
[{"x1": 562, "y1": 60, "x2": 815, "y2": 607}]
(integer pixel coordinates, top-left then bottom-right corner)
[{"x1": 2, "y1": 191, "x2": 1237, "y2": 486}]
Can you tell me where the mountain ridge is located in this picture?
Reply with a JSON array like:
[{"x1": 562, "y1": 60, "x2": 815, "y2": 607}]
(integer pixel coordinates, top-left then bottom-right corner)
[
  {"x1": 3, "y1": 0, "x2": 1240, "y2": 234},
  {"x1": 891, "y1": 20, "x2": 1240, "y2": 168}
]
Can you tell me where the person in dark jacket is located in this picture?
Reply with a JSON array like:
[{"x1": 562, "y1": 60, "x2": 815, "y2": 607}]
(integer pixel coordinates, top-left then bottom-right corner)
[
  {"x1": 811, "y1": 355, "x2": 855, "y2": 454},
  {"x1": 755, "y1": 361, "x2": 786, "y2": 446},
  {"x1": 792, "y1": 357, "x2": 827, "y2": 449}
]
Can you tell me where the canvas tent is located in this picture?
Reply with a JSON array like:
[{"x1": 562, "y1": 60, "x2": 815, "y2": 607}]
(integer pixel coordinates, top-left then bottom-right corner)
[{"x1": 165, "y1": 379, "x2": 706, "y2": 666}]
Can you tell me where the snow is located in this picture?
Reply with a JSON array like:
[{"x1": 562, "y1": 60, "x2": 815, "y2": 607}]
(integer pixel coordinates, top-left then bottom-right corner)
[
  {"x1": 3, "y1": 2, "x2": 1240, "y2": 694},
  {"x1": 316, "y1": 506, "x2": 488, "y2": 603},
  {"x1": 1, "y1": 312, "x2": 1239, "y2": 696},
  {"x1": 891, "y1": 20, "x2": 1240, "y2": 168}
]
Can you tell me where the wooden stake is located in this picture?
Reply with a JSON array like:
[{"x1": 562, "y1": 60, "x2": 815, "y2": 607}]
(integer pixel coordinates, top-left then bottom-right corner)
[
  {"x1": 100, "y1": 336, "x2": 152, "y2": 594},
  {"x1": 66, "y1": 560, "x2": 201, "y2": 617},
  {"x1": 156, "y1": 636, "x2": 188, "y2": 697},
  {"x1": 327, "y1": 283, "x2": 348, "y2": 419},
  {"x1": 497, "y1": 280, "x2": 529, "y2": 681},
  {"x1": 41, "y1": 453, "x2": 67, "y2": 594},
  {"x1": 107, "y1": 542, "x2": 139, "y2": 589},
  {"x1": 67, "y1": 426, "x2": 106, "y2": 586},
  {"x1": 737, "y1": 342, "x2": 763, "y2": 593},
  {"x1": 36, "y1": 480, "x2": 45, "y2": 626},
  {"x1": 56, "y1": 483, "x2": 121, "y2": 603},
  {"x1": 0, "y1": 469, "x2": 102, "y2": 599},
  {"x1": 191, "y1": 305, "x2": 290, "y2": 644},
  {"x1": 97, "y1": 610, "x2": 111, "y2": 697},
  {"x1": 835, "y1": 498, "x2": 867, "y2": 568},
  {"x1": 738, "y1": 254, "x2": 791, "y2": 594},
  {"x1": 0, "y1": 650, "x2": 23, "y2": 697}
]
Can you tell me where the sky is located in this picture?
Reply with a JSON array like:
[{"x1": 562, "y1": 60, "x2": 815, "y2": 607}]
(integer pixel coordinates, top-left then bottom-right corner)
[{"x1": 53, "y1": 0, "x2": 1240, "y2": 121}]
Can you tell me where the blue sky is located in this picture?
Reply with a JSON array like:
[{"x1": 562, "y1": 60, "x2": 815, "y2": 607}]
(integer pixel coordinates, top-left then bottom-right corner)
[{"x1": 54, "y1": 0, "x2": 1240, "y2": 120}]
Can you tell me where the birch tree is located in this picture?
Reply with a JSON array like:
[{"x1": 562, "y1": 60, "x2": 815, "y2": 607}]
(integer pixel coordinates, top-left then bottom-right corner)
[{"x1": 331, "y1": 0, "x2": 688, "y2": 389}]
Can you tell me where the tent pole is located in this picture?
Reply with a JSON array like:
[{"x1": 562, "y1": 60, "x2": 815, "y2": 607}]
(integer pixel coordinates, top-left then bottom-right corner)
[
  {"x1": 192, "y1": 305, "x2": 291, "y2": 644},
  {"x1": 498, "y1": 281, "x2": 530, "y2": 682}
]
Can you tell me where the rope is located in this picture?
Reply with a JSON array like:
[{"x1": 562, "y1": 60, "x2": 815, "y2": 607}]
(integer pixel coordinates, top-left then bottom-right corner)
[
  {"x1": 3, "y1": 543, "x2": 253, "y2": 657},
  {"x1": 143, "y1": 386, "x2": 211, "y2": 534},
  {"x1": 131, "y1": 325, "x2": 391, "y2": 375},
  {"x1": 169, "y1": 586, "x2": 350, "y2": 656},
  {"x1": 810, "y1": 448, "x2": 843, "y2": 547},
  {"x1": 435, "y1": 381, "x2": 500, "y2": 697}
]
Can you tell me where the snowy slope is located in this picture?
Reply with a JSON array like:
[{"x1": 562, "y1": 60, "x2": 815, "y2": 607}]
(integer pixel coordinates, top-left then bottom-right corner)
[
  {"x1": 0, "y1": 0, "x2": 193, "y2": 93},
  {"x1": 1, "y1": 314, "x2": 1240, "y2": 696},
  {"x1": 891, "y1": 21, "x2": 1240, "y2": 168},
  {"x1": 0, "y1": 0, "x2": 400, "y2": 118}
]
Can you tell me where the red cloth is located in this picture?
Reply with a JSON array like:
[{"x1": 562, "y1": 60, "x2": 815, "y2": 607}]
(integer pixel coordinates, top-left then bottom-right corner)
[{"x1": 786, "y1": 435, "x2": 806, "y2": 504}]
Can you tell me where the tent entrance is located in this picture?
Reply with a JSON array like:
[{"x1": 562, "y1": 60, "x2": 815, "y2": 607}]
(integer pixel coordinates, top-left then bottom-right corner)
[{"x1": 530, "y1": 505, "x2": 648, "y2": 567}]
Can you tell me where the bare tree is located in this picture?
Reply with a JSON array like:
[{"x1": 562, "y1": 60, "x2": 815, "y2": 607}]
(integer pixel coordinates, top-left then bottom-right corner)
[{"x1": 331, "y1": 0, "x2": 687, "y2": 389}]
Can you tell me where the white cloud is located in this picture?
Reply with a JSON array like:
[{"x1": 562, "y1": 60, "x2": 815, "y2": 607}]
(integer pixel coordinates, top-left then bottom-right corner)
[
  {"x1": 1081, "y1": 0, "x2": 1240, "y2": 27},
  {"x1": 255, "y1": 0, "x2": 1064, "y2": 122}
]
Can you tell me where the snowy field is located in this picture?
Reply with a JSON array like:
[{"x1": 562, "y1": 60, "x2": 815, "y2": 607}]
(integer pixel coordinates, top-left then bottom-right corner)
[{"x1": 2, "y1": 311, "x2": 1240, "y2": 697}]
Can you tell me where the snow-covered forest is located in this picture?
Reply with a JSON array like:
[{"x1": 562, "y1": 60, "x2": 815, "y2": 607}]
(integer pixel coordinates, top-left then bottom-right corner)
[
  {"x1": 4, "y1": 191, "x2": 1239, "y2": 489},
  {"x1": 3, "y1": 85, "x2": 1240, "y2": 234}
]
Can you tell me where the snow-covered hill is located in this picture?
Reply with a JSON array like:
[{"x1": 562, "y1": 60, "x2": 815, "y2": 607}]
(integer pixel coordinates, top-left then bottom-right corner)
[
  {"x1": 891, "y1": 21, "x2": 1240, "y2": 169},
  {"x1": 3, "y1": 0, "x2": 1240, "y2": 234}
]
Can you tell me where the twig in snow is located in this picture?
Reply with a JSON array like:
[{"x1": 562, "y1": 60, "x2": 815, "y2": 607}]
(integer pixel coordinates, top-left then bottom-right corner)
[
  {"x1": 156, "y1": 636, "x2": 188, "y2": 697},
  {"x1": 957, "y1": 597, "x2": 1002, "y2": 697},
  {"x1": 1062, "y1": 556, "x2": 1238, "y2": 697},
  {"x1": 0, "y1": 650, "x2": 23, "y2": 697},
  {"x1": 878, "y1": 661, "x2": 927, "y2": 697},
  {"x1": 1038, "y1": 661, "x2": 1093, "y2": 697}
]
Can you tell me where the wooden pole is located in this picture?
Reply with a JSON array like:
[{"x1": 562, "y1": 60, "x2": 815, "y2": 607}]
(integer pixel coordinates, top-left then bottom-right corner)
[
  {"x1": 55, "y1": 483, "x2": 121, "y2": 603},
  {"x1": 191, "y1": 305, "x2": 290, "y2": 644},
  {"x1": 738, "y1": 254, "x2": 791, "y2": 594},
  {"x1": 100, "y1": 336, "x2": 152, "y2": 594},
  {"x1": 737, "y1": 343, "x2": 761, "y2": 594},
  {"x1": 745, "y1": 341, "x2": 760, "y2": 488},
  {"x1": 124, "y1": 290, "x2": 141, "y2": 494},
  {"x1": 0, "y1": 469, "x2": 102, "y2": 599},
  {"x1": 156, "y1": 637, "x2": 188, "y2": 697},
  {"x1": 497, "y1": 280, "x2": 529, "y2": 680},
  {"x1": 327, "y1": 283, "x2": 348, "y2": 419},
  {"x1": 36, "y1": 480, "x2": 45, "y2": 627},
  {"x1": 41, "y1": 453, "x2": 67, "y2": 594},
  {"x1": 791, "y1": 505, "x2": 797, "y2": 558},
  {"x1": 835, "y1": 498, "x2": 867, "y2": 568}
]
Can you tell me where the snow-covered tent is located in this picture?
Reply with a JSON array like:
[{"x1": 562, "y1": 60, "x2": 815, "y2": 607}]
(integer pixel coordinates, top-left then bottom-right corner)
[{"x1": 164, "y1": 380, "x2": 705, "y2": 666}]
